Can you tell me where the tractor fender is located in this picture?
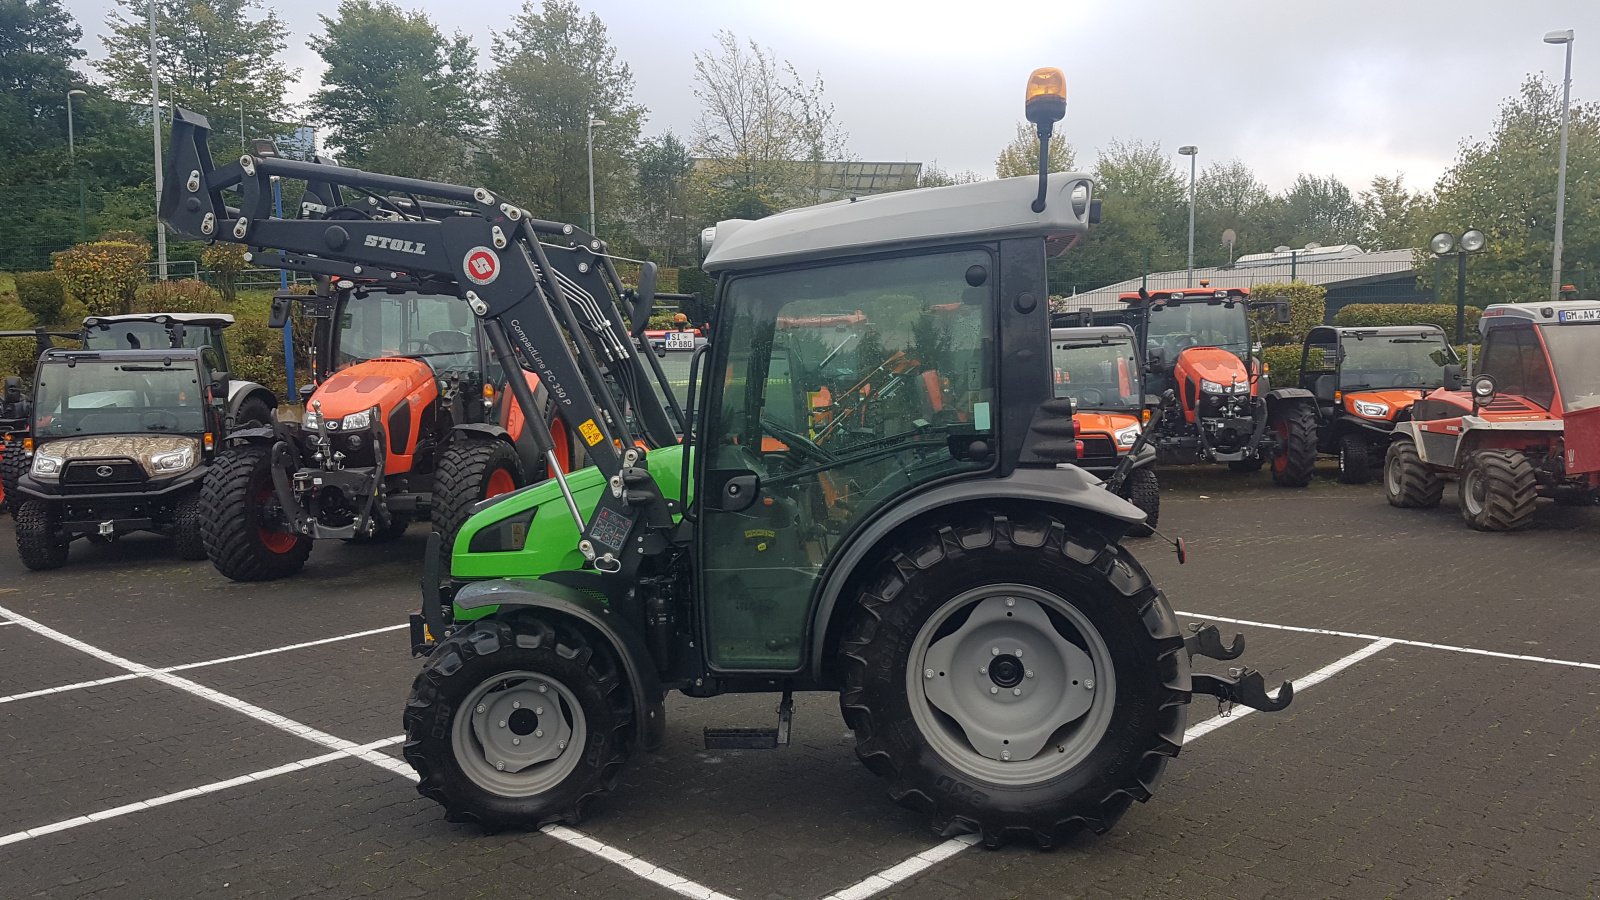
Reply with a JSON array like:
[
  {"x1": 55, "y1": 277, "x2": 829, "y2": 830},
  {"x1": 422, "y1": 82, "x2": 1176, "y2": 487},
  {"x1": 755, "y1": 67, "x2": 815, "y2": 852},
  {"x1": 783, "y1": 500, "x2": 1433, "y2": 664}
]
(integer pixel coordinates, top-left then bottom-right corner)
[
  {"x1": 1123, "y1": 442, "x2": 1157, "y2": 471},
  {"x1": 807, "y1": 465, "x2": 1145, "y2": 674},
  {"x1": 1264, "y1": 387, "x2": 1314, "y2": 409},
  {"x1": 453, "y1": 577, "x2": 667, "y2": 751},
  {"x1": 224, "y1": 425, "x2": 278, "y2": 444},
  {"x1": 449, "y1": 422, "x2": 541, "y2": 481},
  {"x1": 225, "y1": 380, "x2": 278, "y2": 418}
]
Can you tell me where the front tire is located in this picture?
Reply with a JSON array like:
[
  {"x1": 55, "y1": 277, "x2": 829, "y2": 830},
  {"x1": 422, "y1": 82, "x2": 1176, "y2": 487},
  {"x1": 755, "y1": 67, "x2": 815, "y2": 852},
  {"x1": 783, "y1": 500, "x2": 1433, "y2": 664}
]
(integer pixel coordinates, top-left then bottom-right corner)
[
  {"x1": 0, "y1": 437, "x2": 26, "y2": 515},
  {"x1": 431, "y1": 439, "x2": 524, "y2": 575},
  {"x1": 200, "y1": 444, "x2": 312, "y2": 581},
  {"x1": 1337, "y1": 433, "x2": 1371, "y2": 484},
  {"x1": 1270, "y1": 403, "x2": 1317, "y2": 487},
  {"x1": 403, "y1": 616, "x2": 634, "y2": 827},
  {"x1": 172, "y1": 490, "x2": 208, "y2": 560},
  {"x1": 1384, "y1": 438, "x2": 1443, "y2": 508},
  {"x1": 1119, "y1": 466, "x2": 1160, "y2": 536},
  {"x1": 840, "y1": 510, "x2": 1188, "y2": 848},
  {"x1": 15, "y1": 500, "x2": 70, "y2": 570},
  {"x1": 1458, "y1": 449, "x2": 1538, "y2": 531}
]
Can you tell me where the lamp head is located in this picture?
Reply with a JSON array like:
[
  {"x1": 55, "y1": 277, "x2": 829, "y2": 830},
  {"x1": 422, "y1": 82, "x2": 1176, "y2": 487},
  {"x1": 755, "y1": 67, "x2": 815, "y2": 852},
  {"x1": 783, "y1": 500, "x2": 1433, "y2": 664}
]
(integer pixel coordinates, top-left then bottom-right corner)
[
  {"x1": 1429, "y1": 231, "x2": 1456, "y2": 255},
  {"x1": 1178, "y1": 145, "x2": 1198, "y2": 156},
  {"x1": 1545, "y1": 29, "x2": 1574, "y2": 45}
]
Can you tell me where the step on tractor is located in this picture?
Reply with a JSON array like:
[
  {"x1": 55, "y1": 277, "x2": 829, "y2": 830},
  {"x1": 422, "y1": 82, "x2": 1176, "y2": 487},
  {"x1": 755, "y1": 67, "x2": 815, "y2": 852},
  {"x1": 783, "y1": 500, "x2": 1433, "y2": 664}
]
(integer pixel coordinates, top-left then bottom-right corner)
[
  {"x1": 1, "y1": 329, "x2": 77, "y2": 514},
  {"x1": 1387, "y1": 301, "x2": 1600, "y2": 530},
  {"x1": 9, "y1": 343, "x2": 238, "y2": 569},
  {"x1": 161, "y1": 68, "x2": 1291, "y2": 848},
  {"x1": 1049, "y1": 322, "x2": 1160, "y2": 529},
  {"x1": 1294, "y1": 325, "x2": 1460, "y2": 483},
  {"x1": 1118, "y1": 287, "x2": 1319, "y2": 485}
]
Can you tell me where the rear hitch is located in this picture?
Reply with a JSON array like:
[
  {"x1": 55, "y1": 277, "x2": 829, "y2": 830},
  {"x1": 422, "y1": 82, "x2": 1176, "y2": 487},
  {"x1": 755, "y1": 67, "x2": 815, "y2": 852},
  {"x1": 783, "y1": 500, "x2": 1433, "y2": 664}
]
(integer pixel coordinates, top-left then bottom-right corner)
[
  {"x1": 1185, "y1": 622, "x2": 1244, "y2": 661},
  {"x1": 1191, "y1": 667, "x2": 1293, "y2": 717}
]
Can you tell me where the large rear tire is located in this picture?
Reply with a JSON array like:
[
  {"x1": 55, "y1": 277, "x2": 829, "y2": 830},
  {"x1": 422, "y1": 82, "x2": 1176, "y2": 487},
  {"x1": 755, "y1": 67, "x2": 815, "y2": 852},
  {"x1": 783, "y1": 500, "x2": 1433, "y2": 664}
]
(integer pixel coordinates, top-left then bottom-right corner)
[
  {"x1": 1270, "y1": 404, "x2": 1317, "y2": 487},
  {"x1": 431, "y1": 439, "x2": 524, "y2": 575},
  {"x1": 404, "y1": 616, "x2": 634, "y2": 827},
  {"x1": 1336, "y1": 433, "x2": 1371, "y2": 484},
  {"x1": 840, "y1": 510, "x2": 1188, "y2": 848},
  {"x1": 171, "y1": 490, "x2": 208, "y2": 560},
  {"x1": 1383, "y1": 438, "x2": 1443, "y2": 508},
  {"x1": 200, "y1": 444, "x2": 312, "y2": 581},
  {"x1": 15, "y1": 499, "x2": 69, "y2": 570},
  {"x1": 1458, "y1": 449, "x2": 1538, "y2": 532},
  {"x1": 1119, "y1": 466, "x2": 1160, "y2": 536}
]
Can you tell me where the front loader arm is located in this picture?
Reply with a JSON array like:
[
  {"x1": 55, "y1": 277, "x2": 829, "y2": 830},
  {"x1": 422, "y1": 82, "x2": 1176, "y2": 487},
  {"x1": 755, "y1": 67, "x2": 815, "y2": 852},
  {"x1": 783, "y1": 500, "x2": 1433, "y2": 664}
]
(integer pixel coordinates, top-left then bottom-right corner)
[{"x1": 161, "y1": 108, "x2": 678, "y2": 576}]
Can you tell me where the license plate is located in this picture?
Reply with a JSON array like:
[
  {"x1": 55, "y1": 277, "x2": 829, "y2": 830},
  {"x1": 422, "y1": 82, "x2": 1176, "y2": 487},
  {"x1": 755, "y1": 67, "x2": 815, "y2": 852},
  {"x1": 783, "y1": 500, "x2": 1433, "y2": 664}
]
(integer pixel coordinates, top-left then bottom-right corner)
[
  {"x1": 665, "y1": 331, "x2": 695, "y2": 350},
  {"x1": 1557, "y1": 308, "x2": 1600, "y2": 322}
]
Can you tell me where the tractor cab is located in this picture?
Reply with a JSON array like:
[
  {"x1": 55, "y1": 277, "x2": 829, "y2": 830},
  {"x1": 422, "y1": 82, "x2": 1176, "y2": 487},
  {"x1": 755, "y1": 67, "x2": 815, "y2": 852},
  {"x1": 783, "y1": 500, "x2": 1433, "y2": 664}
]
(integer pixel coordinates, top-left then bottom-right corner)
[
  {"x1": 1050, "y1": 323, "x2": 1161, "y2": 526},
  {"x1": 79, "y1": 313, "x2": 277, "y2": 431}
]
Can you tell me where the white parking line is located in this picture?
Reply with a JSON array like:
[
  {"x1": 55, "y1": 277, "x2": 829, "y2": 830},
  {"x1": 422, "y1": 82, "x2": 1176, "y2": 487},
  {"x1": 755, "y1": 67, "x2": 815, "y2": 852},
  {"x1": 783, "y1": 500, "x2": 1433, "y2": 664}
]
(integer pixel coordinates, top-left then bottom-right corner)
[
  {"x1": 1175, "y1": 610, "x2": 1600, "y2": 672},
  {"x1": 820, "y1": 638, "x2": 1393, "y2": 900},
  {"x1": 0, "y1": 624, "x2": 408, "y2": 706},
  {"x1": 0, "y1": 735, "x2": 405, "y2": 850}
]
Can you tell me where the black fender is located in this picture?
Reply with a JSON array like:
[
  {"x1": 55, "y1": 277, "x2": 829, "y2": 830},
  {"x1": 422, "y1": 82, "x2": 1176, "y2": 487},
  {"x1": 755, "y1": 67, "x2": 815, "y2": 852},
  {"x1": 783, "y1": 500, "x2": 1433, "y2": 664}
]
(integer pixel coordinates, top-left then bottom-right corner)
[
  {"x1": 224, "y1": 424, "x2": 278, "y2": 444},
  {"x1": 1264, "y1": 387, "x2": 1314, "y2": 408},
  {"x1": 453, "y1": 576, "x2": 667, "y2": 751},
  {"x1": 806, "y1": 465, "x2": 1144, "y2": 674},
  {"x1": 450, "y1": 422, "x2": 540, "y2": 481}
]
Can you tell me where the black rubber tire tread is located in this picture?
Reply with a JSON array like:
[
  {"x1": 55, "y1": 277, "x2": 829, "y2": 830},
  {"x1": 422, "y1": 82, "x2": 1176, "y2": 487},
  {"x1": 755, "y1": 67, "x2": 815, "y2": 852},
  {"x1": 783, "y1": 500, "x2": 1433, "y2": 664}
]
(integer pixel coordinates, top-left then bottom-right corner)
[
  {"x1": 1120, "y1": 466, "x2": 1160, "y2": 536},
  {"x1": 15, "y1": 499, "x2": 69, "y2": 570},
  {"x1": 430, "y1": 439, "x2": 523, "y2": 574},
  {"x1": 233, "y1": 396, "x2": 275, "y2": 430},
  {"x1": 838, "y1": 509, "x2": 1189, "y2": 849},
  {"x1": 403, "y1": 615, "x2": 633, "y2": 828},
  {"x1": 1270, "y1": 403, "x2": 1317, "y2": 487},
  {"x1": 1459, "y1": 449, "x2": 1539, "y2": 532},
  {"x1": 171, "y1": 489, "x2": 208, "y2": 560},
  {"x1": 1384, "y1": 439, "x2": 1443, "y2": 508},
  {"x1": 200, "y1": 444, "x2": 312, "y2": 581},
  {"x1": 1337, "y1": 433, "x2": 1371, "y2": 484},
  {"x1": 1226, "y1": 457, "x2": 1264, "y2": 473},
  {"x1": 0, "y1": 438, "x2": 26, "y2": 515}
]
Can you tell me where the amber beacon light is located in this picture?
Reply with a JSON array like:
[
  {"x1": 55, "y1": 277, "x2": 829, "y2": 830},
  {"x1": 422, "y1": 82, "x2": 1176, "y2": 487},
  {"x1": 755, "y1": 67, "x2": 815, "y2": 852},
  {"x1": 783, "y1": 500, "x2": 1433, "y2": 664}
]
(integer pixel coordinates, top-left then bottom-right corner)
[{"x1": 1025, "y1": 67, "x2": 1067, "y2": 124}]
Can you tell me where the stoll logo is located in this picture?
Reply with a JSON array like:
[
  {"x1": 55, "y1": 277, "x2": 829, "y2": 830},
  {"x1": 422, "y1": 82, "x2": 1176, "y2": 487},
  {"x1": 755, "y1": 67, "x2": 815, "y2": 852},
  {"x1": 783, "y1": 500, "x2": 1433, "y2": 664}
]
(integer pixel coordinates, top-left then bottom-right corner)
[{"x1": 364, "y1": 234, "x2": 427, "y2": 255}]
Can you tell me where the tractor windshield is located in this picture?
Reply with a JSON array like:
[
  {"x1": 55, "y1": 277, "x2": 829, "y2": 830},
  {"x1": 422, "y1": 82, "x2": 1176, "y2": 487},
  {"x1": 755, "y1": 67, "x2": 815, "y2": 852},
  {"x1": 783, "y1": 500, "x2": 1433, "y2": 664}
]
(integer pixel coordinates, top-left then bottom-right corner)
[
  {"x1": 338, "y1": 293, "x2": 478, "y2": 373},
  {"x1": 1540, "y1": 325, "x2": 1600, "y2": 411},
  {"x1": 82, "y1": 321, "x2": 223, "y2": 359},
  {"x1": 1146, "y1": 301, "x2": 1250, "y2": 363},
  {"x1": 1052, "y1": 337, "x2": 1140, "y2": 410},
  {"x1": 32, "y1": 359, "x2": 205, "y2": 437},
  {"x1": 1338, "y1": 334, "x2": 1458, "y2": 390}
]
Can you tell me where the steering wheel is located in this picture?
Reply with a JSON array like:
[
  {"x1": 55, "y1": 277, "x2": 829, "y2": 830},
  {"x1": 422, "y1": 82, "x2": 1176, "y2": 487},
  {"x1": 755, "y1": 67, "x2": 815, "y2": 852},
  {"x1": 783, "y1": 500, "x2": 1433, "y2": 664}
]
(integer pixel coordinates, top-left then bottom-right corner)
[
  {"x1": 1078, "y1": 388, "x2": 1105, "y2": 406},
  {"x1": 760, "y1": 418, "x2": 834, "y2": 466},
  {"x1": 403, "y1": 338, "x2": 440, "y2": 356},
  {"x1": 141, "y1": 409, "x2": 182, "y2": 430}
]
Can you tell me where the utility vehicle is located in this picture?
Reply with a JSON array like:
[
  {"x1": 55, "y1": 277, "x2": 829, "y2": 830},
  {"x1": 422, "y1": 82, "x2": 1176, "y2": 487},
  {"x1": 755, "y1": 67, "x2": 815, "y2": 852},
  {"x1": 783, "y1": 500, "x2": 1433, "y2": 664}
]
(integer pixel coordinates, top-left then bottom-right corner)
[
  {"x1": 1, "y1": 329, "x2": 77, "y2": 513},
  {"x1": 1050, "y1": 323, "x2": 1159, "y2": 527},
  {"x1": 1118, "y1": 287, "x2": 1317, "y2": 485},
  {"x1": 160, "y1": 69, "x2": 1290, "y2": 848},
  {"x1": 1387, "y1": 301, "x2": 1600, "y2": 530},
  {"x1": 78, "y1": 312, "x2": 278, "y2": 429},
  {"x1": 10, "y1": 345, "x2": 233, "y2": 568},
  {"x1": 1295, "y1": 325, "x2": 1460, "y2": 483}
]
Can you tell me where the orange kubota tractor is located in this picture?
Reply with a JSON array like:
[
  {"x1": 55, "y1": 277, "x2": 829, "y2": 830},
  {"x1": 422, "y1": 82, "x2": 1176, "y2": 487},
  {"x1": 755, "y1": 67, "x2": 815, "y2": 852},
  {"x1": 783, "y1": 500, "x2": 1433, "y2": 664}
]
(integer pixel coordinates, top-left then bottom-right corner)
[{"x1": 198, "y1": 280, "x2": 574, "y2": 581}]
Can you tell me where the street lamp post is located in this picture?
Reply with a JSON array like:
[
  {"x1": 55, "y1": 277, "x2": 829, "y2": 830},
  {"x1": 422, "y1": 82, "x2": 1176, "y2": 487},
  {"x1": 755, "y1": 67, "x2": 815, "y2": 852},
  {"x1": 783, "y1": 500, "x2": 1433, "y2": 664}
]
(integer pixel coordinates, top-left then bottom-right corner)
[
  {"x1": 1179, "y1": 145, "x2": 1198, "y2": 287},
  {"x1": 1545, "y1": 28, "x2": 1575, "y2": 303},
  {"x1": 66, "y1": 89, "x2": 87, "y2": 160},
  {"x1": 1431, "y1": 229, "x2": 1487, "y2": 343},
  {"x1": 148, "y1": 0, "x2": 168, "y2": 279},
  {"x1": 587, "y1": 116, "x2": 606, "y2": 236}
]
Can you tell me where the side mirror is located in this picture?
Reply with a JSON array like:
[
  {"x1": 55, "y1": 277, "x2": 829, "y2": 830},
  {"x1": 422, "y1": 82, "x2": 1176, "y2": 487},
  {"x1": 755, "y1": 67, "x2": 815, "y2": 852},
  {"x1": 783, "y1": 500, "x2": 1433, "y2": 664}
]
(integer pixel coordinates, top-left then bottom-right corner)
[
  {"x1": 268, "y1": 293, "x2": 294, "y2": 329},
  {"x1": 299, "y1": 383, "x2": 317, "y2": 398},
  {"x1": 1145, "y1": 347, "x2": 1166, "y2": 373},
  {"x1": 3, "y1": 376, "x2": 21, "y2": 404},
  {"x1": 1443, "y1": 364, "x2": 1463, "y2": 391},
  {"x1": 705, "y1": 468, "x2": 760, "y2": 513},
  {"x1": 630, "y1": 262, "x2": 659, "y2": 340},
  {"x1": 1275, "y1": 301, "x2": 1292, "y2": 325},
  {"x1": 210, "y1": 369, "x2": 231, "y2": 406}
]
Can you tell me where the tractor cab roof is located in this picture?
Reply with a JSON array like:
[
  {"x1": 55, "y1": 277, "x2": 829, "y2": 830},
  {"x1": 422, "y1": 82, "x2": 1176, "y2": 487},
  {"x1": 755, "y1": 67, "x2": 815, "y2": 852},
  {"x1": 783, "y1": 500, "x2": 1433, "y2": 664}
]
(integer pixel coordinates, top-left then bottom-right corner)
[
  {"x1": 1118, "y1": 287, "x2": 1250, "y2": 305},
  {"x1": 83, "y1": 313, "x2": 235, "y2": 329},
  {"x1": 1481, "y1": 301, "x2": 1600, "y2": 333},
  {"x1": 40, "y1": 347, "x2": 206, "y2": 364},
  {"x1": 1306, "y1": 324, "x2": 1449, "y2": 344},
  {"x1": 701, "y1": 172, "x2": 1096, "y2": 274},
  {"x1": 1050, "y1": 324, "x2": 1137, "y2": 344}
]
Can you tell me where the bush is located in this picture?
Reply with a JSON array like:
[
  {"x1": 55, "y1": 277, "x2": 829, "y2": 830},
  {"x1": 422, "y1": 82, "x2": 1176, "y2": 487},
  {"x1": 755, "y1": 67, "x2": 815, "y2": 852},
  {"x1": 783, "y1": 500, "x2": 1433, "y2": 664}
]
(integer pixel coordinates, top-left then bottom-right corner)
[
  {"x1": 14, "y1": 271, "x2": 65, "y2": 324},
  {"x1": 1261, "y1": 345, "x2": 1304, "y2": 391},
  {"x1": 1333, "y1": 303, "x2": 1481, "y2": 341},
  {"x1": 0, "y1": 300, "x2": 32, "y2": 330},
  {"x1": 1248, "y1": 281, "x2": 1326, "y2": 347},
  {"x1": 226, "y1": 318, "x2": 288, "y2": 396},
  {"x1": 202, "y1": 243, "x2": 248, "y2": 301},
  {"x1": 53, "y1": 241, "x2": 149, "y2": 316},
  {"x1": 134, "y1": 279, "x2": 224, "y2": 314}
]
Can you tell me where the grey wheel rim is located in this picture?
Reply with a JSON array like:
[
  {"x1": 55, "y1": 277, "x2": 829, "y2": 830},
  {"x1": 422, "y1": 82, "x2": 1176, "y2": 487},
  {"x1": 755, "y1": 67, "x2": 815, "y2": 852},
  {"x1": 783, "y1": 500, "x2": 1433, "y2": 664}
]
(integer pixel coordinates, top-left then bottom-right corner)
[
  {"x1": 452, "y1": 669, "x2": 586, "y2": 797},
  {"x1": 1463, "y1": 468, "x2": 1486, "y2": 517},
  {"x1": 1384, "y1": 452, "x2": 1402, "y2": 495},
  {"x1": 906, "y1": 583, "x2": 1115, "y2": 786}
]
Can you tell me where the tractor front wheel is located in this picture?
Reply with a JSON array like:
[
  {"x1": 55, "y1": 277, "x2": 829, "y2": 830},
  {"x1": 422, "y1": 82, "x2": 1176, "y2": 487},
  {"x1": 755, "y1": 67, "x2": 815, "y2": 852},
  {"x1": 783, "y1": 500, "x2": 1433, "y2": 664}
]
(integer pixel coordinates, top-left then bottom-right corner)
[
  {"x1": 171, "y1": 490, "x2": 208, "y2": 560},
  {"x1": 1337, "y1": 433, "x2": 1372, "y2": 484},
  {"x1": 431, "y1": 439, "x2": 523, "y2": 573},
  {"x1": 200, "y1": 444, "x2": 312, "y2": 581},
  {"x1": 840, "y1": 510, "x2": 1188, "y2": 848},
  {"x1": 15, "y1": 500, "x2": 69, "y2": 570},
  {"x1": 1383, "y1": 438, "x2": 1443, "y2": 508},
  {"x1": 1269, "y1": 403, "x2": 1317, "y2": 487},
  {"x1": 1458, "y1": 449, "x2": 1538, "y2": 532},
  {"x1": 1119, "y1": 466, "x2": 1160, "y2": 536},
  {"x1": 404, "y1": 616, "x2": 634, "y2": 827}
]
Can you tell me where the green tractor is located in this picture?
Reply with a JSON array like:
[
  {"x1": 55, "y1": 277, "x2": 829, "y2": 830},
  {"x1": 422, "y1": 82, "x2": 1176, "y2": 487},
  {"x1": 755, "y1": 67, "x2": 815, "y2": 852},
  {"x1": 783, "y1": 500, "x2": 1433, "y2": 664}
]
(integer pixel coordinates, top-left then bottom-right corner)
[{"x1": 162, "y1": 69, "x2": 1290, "y2": 847}]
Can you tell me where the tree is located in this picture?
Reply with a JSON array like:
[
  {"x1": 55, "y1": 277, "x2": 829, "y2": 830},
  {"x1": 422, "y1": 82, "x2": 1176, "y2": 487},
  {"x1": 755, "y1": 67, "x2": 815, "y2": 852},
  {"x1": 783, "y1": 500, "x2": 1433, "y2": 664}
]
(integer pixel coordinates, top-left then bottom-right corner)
[
  {"x1": 309, "y1": 0, "x2": 478, "y2": 179},
  {"x1": 1051, "y1": 140, "x2": 1186, "y2": 292},
  {"x1": 98, "y1": 0, "x2": 296, "y2": 144},
  {"x1": 916, "y1": 164, "x2": 983, "y2": 188},
  {"x1": 1260, "y1": 174, "x2": 1365, "y2": 248},
  {"x1": 689, "y1": 30, "x2": 848, "y2": 221},
  {"x1": 483, "y1": 0, "x2": 643, "y2": 230},
  {"x1": 994, "y1": 122, "x2": 1074, "y2": 178},
  {"x1": 0, "y1": 0, "x2": 85, "y2": 166},
  {"x1": 1358, "y1": 174, "x2": 1428, "y2": 251},
  {"x1": 631, "y1": 131, "x2": 693, "y2": 261},
  {"x1": 1194, "y1": 159, "x2": 1271, "y2": 264}
]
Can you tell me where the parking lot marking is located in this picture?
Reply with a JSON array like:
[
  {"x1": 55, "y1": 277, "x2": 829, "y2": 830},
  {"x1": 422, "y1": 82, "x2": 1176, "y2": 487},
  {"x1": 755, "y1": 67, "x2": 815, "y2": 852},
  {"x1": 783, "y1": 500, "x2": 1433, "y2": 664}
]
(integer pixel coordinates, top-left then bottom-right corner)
[
  {"x1": 0, "y1": 735, "x2": 405, "y2": 851},
  {"x1": 819, "y1": 637, "x2": 1393, "y2": 900},
  {"x1": 0, "y1": 624, "x2": 409, "y2": 707},
  {"x1": 541, "y1": 826, "x2": 742, "y2": 900},
  {"x1": 1175, "y1": 610, "x2": 1600, "y2": 672}
]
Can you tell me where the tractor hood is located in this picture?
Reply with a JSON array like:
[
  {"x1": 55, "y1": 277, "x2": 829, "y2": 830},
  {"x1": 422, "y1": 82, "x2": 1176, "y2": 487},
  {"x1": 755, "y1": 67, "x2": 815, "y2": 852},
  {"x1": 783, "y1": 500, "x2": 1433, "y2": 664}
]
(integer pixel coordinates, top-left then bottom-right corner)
[
  {"x1": 1074, "y1": 411, "x2": 1141, "y2": 446},
  {"x1": 309, "y1": 358, "x2": 435, "y2": 422},
  {"x1": 1174, "y1": 346, "x2": 1250, "y2": 389},
  {"x1": 1343, "y1": 389, "x2": 1427, "y2": 422},
  {"x1": 34, "y1": 434, "x2": 201, "y2": 477}
]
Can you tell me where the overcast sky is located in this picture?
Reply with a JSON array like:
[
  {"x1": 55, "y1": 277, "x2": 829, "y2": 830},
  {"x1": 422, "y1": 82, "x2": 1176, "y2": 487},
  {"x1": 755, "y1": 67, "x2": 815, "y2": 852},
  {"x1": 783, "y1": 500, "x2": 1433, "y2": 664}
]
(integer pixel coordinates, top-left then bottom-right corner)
[{"x1": 62, "y1": 0, "x2": 1598, "y2": 194}]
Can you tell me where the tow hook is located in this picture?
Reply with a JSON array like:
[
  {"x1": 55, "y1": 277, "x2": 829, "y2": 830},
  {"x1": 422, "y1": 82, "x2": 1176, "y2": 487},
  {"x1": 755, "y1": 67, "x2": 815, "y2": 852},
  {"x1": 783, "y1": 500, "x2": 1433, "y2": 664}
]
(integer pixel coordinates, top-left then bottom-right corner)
[{"x1": 1185, "y1": 622, "x2": 1293, "y2": 716}]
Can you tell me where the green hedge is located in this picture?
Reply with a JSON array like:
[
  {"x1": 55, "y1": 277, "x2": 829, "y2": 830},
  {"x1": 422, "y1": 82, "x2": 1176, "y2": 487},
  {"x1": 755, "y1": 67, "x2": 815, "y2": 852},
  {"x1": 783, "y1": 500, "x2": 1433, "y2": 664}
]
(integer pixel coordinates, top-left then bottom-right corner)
[
  {"x1": 1333, "y1": 303, "x2": 1481, "y2": 340},
  {"x1": 134, "y1": 279, "x2": 224, "y2": 314},
  {"x1": 1249, "y1": 281, "x2": 1327, "y2": 347},
  {"x1": 14, "y1": 271, "x2": 64, "y2": 325}
]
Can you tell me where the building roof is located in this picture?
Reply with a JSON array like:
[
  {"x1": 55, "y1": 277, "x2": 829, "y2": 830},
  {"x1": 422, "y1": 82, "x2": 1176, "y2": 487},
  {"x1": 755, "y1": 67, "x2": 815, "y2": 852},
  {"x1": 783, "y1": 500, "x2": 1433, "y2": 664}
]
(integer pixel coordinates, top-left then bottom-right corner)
[
  {"x1": 704, "y1": 172, "x2": 1095, "y2": 274},
  {"x1": 1065, "y1": 246, "x2": 1418, "y2": 309}
]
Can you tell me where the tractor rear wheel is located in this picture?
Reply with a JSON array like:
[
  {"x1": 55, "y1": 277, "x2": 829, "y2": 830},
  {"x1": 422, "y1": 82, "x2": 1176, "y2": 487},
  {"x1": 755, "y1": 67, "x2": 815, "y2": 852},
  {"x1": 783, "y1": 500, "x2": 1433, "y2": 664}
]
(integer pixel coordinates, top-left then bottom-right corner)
[
  {"x1": 1270, "y1": 404, "x2": 1317, "y2": 487},
  {"x1": 1458, "y1": 449, "x2": 1538, "y2": 532},
  {"x1": 201, "y1": 444, "x2": 312, "y2": 581},
  {"x1": 431, "y1": 439, "x2": 523, "y2": 574},
  {"x1": 0, "y1": 437, "x2": 26, "y2": 515},
  {"x1": 840, "y1": 510, "x2": 1188, "y2": 848},
  {"x1": 1337, "y1": 433, "x2": 1372, "y2": 484},
  {"x1": 1119, "y1": 466, "x2": 1160, "y2": 536},
  {"x1": 15, "y1": 499, "x2": 69, "y2": 570},
  {"x1": 171, "y1": 490, "x2": 208, "y2": 560},
  {"x1": 404, "y1": 616, "x2": 634, "y2": 827},
  {"x1": 1383, "y1": 438, "x2": 1442, "y2": 508}
]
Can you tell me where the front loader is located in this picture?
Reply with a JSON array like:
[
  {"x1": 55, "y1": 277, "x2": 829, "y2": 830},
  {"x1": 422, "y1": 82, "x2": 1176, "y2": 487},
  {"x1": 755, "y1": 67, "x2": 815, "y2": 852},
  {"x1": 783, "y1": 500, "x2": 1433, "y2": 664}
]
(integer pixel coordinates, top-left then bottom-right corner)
[{"x1": 160, "y1": 68, "x2": 1292, "y2": 848}]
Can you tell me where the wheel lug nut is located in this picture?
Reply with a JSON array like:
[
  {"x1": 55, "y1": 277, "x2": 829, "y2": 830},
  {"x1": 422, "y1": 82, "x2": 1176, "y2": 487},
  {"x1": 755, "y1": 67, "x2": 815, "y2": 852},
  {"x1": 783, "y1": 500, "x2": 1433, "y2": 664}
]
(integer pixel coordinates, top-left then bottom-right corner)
[
  {"x1": 979, "y1": 667, "x2": 987, "y2": 675},
  {"x1": 989, "y1": 686, "x2": 999, "y2": 695},
  {"x1": 495, "y1": 761, "x2": 505, "y2": 771},
  {"x1": 558, "y1": 741, "x2": 567, "y2": 750},
  {"x1": 1084, "y1": 679, "x2": 1095, "y2": 690},
  {"x1": 535, "y1": 729, "x2": 544, "y2": 738},
  {"x1": 475, "y1": 704, "x2": 486, "y2": 714},
  {"x1": 1025, "y1": 669, "x2": 1034, "y2": 678},
  {"x1": 535, "y1": 707, "x2": 544, "y2": 715},
  {"x1": 1012, "y1": 688, "x2": 1022, "y2": 696},
  {"x1": 512, "y1": 738, "x2": 521, "y2": 746},
  {"x1": 538, "y1": 684, "x2": 548, "y2": 693},
  {"x1": 513, "y1": 701, "x2": 521, "y2": 709},
  {"x1": 497, "y1": 720, "x2": 506, "y2": 728},
  {"x1": 924, "y1": 668, "x2": 935, "y2": 679},
  {"x1": 1005, "y1": 598, "x2": 1015, "y2": 607},
  {"x1": 991, "y1": 647, "x2": 999, "y2": 656},
  {"x1": 1014, "y1": 649, "x2": 1023, "y2": 657},
  {"x1": 1000, "y1": 750, "x2": 1011, "y2": 761}
]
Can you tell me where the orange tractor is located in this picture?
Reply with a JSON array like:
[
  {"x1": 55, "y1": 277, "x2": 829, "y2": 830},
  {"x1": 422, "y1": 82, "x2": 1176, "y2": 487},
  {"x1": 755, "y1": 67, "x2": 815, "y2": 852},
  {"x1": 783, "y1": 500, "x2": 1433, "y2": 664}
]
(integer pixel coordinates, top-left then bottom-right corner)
[
  {"x1": 1387, "y1": 301, "x2": 1600, "y2": 530},
  {"x1": 1118, "y1": 287, "x2": 1317, "y2": 485},
  {"x1": 1050, "y1": 322, "x2": 1159, "y2": 527}
]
